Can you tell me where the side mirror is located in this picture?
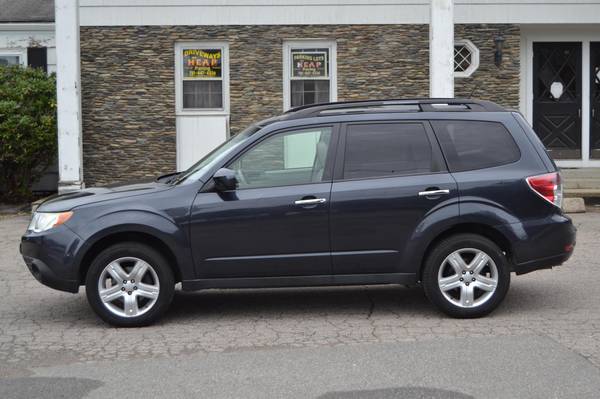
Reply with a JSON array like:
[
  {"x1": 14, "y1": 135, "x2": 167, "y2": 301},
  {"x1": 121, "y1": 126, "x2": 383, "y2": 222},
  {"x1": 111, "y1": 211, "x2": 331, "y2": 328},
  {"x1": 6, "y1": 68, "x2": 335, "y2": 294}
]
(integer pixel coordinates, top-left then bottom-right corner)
[{"x1": 213, "y1": 168, "x2": 238, "y2": 191}]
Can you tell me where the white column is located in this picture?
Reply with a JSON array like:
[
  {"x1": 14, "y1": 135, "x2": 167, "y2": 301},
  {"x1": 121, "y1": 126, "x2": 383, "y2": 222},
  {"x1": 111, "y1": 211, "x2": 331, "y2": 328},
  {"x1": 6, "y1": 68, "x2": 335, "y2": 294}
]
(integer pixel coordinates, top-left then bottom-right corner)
[
  {"x1": 429, "y1": 0, "x2": 454, "y2": 98},
  {"x1": 55, "y1": 0, "x2": 83, "y2": 192}
]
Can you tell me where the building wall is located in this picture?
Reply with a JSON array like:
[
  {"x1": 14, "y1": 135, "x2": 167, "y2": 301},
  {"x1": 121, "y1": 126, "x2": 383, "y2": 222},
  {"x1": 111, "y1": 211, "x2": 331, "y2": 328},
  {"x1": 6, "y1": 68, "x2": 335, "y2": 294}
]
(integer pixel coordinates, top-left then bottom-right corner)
[
  {"x1": 80, "y1": 24, "x2": 519, "y2": 186},
  {"x1": 0, "y1": 28, "x2": 57, "y2": 73}
]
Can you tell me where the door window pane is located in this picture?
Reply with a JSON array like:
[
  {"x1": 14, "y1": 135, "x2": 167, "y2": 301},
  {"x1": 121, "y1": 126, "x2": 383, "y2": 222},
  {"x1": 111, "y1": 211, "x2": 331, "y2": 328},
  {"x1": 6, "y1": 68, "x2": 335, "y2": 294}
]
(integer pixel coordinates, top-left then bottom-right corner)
[
  {"x1": 343, "y1": 123, "x2": 433, "y2": 179},
  {"x1": 230, "y1": 127, "x2": 332, "y2": 189},
  {"x1": 432, "y1": 120, "x2": 520, "y2": 171}
]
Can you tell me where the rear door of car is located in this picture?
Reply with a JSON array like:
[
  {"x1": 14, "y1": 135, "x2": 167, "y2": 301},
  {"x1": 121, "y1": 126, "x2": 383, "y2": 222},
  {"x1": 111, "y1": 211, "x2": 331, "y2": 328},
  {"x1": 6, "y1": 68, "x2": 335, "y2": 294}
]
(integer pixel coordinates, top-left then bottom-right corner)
[{"x1": 329, "y1": 119, "x2": 459, "y2": 275}]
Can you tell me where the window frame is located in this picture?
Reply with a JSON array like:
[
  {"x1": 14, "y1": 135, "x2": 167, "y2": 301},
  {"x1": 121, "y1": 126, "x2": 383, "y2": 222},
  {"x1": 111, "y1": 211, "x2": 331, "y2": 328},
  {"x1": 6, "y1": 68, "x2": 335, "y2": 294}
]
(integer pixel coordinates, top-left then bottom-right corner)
[
  {"x1": 0, "y1": 48, "x2": 27, "y2": 67},
  {"x1": 333, "y1": 120, "x2": 448, "y2": 182},
  {"x1": 283, "y1": 40, "x2": 337, "y2": 111},
  {"x1": 454, "y1": 39, "x2": 480, "y2": 78},
  {"x1": 224, "y1": 123, "x2": 339, "y2": 190},
  {"x1": 175, "y1": 41, "x2": 229, "y2": 115}
]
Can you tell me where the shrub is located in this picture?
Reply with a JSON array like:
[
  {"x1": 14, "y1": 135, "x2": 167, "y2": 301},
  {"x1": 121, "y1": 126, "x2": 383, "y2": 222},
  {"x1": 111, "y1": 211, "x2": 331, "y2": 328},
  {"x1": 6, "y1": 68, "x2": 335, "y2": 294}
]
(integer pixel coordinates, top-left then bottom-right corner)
[{"x1": 0, "y1": 65, "x2": 57, "y2": 203}]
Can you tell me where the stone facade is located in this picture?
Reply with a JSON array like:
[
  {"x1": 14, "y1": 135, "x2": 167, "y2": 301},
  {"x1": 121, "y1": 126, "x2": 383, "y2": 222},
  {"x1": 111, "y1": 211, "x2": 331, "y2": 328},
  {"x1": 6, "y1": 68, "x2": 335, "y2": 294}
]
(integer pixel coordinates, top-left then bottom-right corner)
[{"x1": 80, "y1": 24, "x2": 519, "y2": 186}]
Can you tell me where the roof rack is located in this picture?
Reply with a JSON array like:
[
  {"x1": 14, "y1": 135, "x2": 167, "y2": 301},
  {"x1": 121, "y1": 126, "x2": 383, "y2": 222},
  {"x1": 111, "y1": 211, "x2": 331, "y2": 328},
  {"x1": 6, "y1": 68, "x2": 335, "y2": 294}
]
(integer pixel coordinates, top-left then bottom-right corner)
[{"x1": 282, "y1": 98, "x2": 506, "y2": 119}]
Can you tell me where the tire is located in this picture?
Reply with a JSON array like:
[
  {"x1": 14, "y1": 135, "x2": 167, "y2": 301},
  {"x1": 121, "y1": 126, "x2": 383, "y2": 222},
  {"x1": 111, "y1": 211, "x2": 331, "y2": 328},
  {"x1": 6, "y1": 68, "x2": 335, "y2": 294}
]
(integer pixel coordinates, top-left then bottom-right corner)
[
  {"x1": 85, "y1": 242, "x2": 175, "y2": 327},
  {"x1": 422, "y1": 234, "x2": 510, "y2": 318}
]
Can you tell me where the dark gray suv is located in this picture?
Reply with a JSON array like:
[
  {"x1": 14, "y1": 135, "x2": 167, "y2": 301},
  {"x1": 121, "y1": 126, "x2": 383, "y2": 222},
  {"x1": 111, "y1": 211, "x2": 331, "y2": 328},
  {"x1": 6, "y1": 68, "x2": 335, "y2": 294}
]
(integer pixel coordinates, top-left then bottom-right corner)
[{"x1": 21, "y1": 99, "x2": 576, "y2": 326}]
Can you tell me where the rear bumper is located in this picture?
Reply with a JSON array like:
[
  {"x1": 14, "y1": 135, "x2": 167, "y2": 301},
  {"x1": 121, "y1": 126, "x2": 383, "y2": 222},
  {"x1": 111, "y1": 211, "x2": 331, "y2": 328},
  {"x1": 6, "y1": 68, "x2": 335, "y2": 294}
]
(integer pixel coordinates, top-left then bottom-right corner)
[
  {"x1": 20, "y1": 225, "x2": 84, "y2": 293},
  {"x1": 497, "y1": 213, "x2": 576, "y2": 275}
]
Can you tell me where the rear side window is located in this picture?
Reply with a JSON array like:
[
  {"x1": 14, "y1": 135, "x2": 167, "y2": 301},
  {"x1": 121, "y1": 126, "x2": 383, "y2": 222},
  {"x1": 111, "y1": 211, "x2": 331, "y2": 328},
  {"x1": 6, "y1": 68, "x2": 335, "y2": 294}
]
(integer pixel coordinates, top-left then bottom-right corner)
[
  {"x1": 343, "y1": 123, "x2": 433, "y2": 179},
  {"x1": 432, "y1": 120, "x2": 520, "y2": 172}
]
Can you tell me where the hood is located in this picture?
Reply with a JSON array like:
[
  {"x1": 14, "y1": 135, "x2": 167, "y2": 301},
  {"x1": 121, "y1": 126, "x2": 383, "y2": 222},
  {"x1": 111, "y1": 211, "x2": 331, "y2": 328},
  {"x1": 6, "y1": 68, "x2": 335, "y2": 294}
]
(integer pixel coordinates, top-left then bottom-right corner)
[{"x1": 36, "y1": 179, "x2": 173, "y2": 213}]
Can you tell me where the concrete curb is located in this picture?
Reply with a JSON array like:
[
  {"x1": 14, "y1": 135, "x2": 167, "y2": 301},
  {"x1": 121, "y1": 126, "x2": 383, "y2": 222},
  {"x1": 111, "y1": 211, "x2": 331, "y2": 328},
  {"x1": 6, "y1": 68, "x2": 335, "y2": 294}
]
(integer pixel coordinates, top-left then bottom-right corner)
[{"x1": 563, "y1": 197, "x2": 586, "y2": 213}]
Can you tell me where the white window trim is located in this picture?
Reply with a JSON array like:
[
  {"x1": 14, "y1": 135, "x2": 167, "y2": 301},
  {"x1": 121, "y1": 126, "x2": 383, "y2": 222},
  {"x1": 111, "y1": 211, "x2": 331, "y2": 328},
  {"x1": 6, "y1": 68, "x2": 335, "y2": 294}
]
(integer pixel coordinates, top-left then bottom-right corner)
[
  {"x1": 283, "y1": 40, "x2": 337, "y2": 111},
  {"x1": 0, "y1": 48, "x2": 27, "y2": 66},
  {"x1": 175, "y1": 41, "x2": 229, "y2": 116},
  {"x1": 454, "y1": 39, "x2": 479, "y2": 78}
]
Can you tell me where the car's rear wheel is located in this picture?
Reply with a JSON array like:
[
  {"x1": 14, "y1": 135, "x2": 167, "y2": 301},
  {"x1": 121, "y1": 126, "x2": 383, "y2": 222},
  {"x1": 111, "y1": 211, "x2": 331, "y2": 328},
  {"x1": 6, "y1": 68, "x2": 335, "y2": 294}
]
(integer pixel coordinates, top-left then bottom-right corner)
[
  {"x1": 422, "y1": 234, "x2": 510, "y2": 318},
  {"x1": 85, "y1": 242, "x2": 174, "y2": 327}
]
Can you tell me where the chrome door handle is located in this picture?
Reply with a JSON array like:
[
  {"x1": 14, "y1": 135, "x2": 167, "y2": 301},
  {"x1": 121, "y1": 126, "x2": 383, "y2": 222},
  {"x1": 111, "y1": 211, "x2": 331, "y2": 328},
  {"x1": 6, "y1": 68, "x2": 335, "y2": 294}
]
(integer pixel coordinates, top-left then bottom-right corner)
[
  {"x1": 294, "y1": 198, "x2": 327, "y2": 205},
  {"x1": 418, "y1": 189, "x2": 450, "y2": 197}
]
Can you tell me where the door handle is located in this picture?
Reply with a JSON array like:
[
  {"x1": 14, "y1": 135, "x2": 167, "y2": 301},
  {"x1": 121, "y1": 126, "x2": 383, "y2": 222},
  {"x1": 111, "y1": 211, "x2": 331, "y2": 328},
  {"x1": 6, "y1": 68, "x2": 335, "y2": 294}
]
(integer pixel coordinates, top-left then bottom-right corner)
[
  {"x1": 418, "y1": 189, "x2": 450, "y2": 197},
  {"x1": 294, "y1": 198, "x2": 327, "y2": 206}
]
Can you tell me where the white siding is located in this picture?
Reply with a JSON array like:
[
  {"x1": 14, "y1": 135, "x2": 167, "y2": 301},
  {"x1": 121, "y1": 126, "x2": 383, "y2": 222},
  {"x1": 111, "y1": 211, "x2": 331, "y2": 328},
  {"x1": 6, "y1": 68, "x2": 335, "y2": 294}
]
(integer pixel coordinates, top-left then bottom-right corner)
[
  {"x1": 79, "y1": 0, "x2": 600, "y2": 26},
  {"x1": 0, "y1": 25, "x2": 56, "y2": 72}
]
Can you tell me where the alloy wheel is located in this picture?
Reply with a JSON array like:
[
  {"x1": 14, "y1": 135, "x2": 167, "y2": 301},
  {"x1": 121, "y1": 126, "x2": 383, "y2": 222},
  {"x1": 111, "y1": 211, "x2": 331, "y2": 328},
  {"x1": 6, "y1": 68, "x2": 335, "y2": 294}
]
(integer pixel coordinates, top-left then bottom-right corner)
[
  {"x1": 97, "y1": 257, "x2": 160, "y2": 318},
  {"x1": 437, "y1": 248, "x2": 499, "y2": 308}
]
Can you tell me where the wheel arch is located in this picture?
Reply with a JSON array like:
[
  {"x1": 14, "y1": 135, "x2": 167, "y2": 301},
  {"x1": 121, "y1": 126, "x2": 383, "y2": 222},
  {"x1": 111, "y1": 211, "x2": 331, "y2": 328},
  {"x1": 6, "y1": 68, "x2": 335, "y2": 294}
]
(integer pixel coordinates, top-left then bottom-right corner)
[
  {"x1": 417, "y1": 223, "x2": 513, "y2": 281},
  {"x1": 78, "y1": 231, "x2": 183, "y2": 285}
]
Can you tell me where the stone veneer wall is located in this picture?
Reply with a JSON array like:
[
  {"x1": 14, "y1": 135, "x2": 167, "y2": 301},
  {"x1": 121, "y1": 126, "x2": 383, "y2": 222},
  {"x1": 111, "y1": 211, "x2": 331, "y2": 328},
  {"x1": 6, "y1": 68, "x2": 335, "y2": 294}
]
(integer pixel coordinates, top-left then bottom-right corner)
[{"x1": 80, "y1": 24, "x2": 519, "y2": 186}]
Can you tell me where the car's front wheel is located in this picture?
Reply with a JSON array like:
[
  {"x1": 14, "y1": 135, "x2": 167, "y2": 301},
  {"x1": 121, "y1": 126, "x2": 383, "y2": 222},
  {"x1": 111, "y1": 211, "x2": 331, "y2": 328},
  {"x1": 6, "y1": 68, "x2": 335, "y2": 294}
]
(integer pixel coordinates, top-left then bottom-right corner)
[
  {"x1": 85, "y1": 242, "x2": 175, "y2": 327},
  {"x1": 422, "y1": 234, "x2": 510, "y2": 318}
]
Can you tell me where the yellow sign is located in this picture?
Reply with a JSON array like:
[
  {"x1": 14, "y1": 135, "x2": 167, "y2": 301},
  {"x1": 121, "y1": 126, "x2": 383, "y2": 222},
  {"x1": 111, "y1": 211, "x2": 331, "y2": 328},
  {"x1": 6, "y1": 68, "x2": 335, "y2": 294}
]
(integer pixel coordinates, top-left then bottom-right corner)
[{"x1": 183, "y1": 49, "x2": 222, "y2": 78}]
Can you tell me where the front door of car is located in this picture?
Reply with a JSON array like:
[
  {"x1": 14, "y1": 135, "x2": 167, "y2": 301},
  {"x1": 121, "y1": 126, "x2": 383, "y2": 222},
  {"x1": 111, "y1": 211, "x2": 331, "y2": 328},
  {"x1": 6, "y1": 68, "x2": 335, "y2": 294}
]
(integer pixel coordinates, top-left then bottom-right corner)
[
  {"x1": 329, "y1": 121, "x2": 459, "y2": 275},
  {"x1": 189, "y1": 125, "x2": 337, "y2": 278}
]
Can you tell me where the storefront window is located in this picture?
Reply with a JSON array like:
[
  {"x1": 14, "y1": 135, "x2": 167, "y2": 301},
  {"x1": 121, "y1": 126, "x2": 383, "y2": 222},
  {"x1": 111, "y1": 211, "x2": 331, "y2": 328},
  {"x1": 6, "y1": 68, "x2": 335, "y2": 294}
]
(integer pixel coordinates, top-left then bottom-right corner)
[
  {"x1": 177, "y1": 45, "x2": 227, "y2": 110},
  {"x1": 284, "y1": 42, "x2": 337, "y2": 110}
]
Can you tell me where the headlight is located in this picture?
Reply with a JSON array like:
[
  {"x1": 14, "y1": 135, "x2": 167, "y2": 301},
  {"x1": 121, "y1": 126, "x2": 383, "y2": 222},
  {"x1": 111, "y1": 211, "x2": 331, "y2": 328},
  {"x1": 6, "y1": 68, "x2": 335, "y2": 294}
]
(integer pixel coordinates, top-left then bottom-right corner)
[{"x1": 28, "y1": 212, "x2": 73, "y2": 233}]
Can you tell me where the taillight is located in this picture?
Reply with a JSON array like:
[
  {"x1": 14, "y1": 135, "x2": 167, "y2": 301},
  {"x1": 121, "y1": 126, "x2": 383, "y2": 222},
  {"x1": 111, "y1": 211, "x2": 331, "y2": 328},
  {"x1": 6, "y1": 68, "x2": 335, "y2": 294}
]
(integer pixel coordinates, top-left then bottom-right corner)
[{"x1": 526, "y1": 172, "x2": 563, "y2": 208}]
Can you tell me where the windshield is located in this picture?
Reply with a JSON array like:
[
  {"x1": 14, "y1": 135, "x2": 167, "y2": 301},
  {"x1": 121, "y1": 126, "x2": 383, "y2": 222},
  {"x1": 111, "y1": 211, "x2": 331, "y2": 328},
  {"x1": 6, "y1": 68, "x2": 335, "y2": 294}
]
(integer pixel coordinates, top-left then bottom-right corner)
[{"x1": 174, "y1": 124, "x2": 262, "y2": 184}]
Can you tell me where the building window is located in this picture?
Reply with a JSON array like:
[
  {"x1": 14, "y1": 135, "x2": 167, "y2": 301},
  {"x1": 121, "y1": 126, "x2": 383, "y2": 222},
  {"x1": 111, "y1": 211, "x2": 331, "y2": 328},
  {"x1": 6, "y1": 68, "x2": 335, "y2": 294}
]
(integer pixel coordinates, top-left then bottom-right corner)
[
  {"x1": 454, "y1": 40, "x2": 479, "y2": 78},
  {"x1": 283, "y1": 41, "x2": 337, "y2": 110},
  {"x1": 175, "y1": 43, "x2": 228, "y2": 113},
  {"x1": 0, "y1": 49, "x2": 26, "y2": 66}
]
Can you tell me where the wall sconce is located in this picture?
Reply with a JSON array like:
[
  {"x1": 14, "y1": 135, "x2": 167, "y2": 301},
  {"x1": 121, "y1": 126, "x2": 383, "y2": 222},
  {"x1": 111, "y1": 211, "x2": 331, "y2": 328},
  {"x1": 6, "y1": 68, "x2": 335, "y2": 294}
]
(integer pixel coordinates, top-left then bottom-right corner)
[{"x1": 494, "y1": 35, "x2": 505, "y2": 67}]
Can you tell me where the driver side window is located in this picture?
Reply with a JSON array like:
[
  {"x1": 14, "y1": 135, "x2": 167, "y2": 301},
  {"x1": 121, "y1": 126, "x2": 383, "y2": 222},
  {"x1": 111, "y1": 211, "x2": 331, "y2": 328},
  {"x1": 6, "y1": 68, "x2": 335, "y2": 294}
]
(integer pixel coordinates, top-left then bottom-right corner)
[{"x1": 229, "y1": 126, "x2": 332, "y2": 189}]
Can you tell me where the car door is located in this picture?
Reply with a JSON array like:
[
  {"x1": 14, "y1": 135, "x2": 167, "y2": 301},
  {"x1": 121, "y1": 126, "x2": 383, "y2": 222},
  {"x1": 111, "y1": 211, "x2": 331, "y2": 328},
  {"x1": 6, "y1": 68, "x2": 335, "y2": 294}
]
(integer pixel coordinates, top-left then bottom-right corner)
[
  {"x1": 329, "y1": 120, "x2": 458, "y2": 275},
  {"x1": 189, "y1": 124, "x2": 338, "y2": 278}
]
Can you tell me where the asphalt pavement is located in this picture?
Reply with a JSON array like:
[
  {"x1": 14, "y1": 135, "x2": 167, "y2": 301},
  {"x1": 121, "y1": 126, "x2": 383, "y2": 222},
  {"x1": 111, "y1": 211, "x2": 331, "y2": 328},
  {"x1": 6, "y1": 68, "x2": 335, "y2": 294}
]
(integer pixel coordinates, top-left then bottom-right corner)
[{"x1": 1, "y1": 213, "x2": 599, "y2": 398}]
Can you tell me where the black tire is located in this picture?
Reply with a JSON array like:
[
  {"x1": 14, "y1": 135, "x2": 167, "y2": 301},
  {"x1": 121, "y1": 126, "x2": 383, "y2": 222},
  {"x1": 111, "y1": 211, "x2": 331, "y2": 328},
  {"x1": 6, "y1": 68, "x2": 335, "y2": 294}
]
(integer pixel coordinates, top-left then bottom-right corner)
[
  {"x1": 85, "y1": 242, "x2": 175, "y2": 327},
  {"x1": 422, "y1": 234, "x2": 510, "y2": 318}
]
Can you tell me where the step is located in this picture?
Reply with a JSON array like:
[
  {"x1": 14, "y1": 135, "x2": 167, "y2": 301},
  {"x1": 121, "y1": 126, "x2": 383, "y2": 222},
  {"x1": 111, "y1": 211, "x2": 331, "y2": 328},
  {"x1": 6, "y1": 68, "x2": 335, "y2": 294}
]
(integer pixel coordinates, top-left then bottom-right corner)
[
  {"x1": 563, "y1": 178, "x2": 600, "y2": 189},
  {"x1": 560, "y1": 167, "x2": 600, "y2": 179},
  {"x1": 564, "y1": 188, "x2": 600, "y2": 198}
]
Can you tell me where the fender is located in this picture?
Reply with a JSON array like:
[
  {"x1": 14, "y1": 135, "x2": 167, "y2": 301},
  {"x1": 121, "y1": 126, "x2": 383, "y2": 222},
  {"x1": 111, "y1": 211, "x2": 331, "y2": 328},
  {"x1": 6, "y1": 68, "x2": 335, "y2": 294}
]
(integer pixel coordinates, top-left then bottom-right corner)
[
  {"x1": 399, "y1": 198, "x2": 461, "y2": 274},
  {"x1": 400, "y1": 197, "x2": 523, "y2": 276},
  {"x1": 459, "y1": 196, "x2": 521, "y2": 226},
  {"x1": 67, "y1": 207, "x2": 195, "y2": 282}
]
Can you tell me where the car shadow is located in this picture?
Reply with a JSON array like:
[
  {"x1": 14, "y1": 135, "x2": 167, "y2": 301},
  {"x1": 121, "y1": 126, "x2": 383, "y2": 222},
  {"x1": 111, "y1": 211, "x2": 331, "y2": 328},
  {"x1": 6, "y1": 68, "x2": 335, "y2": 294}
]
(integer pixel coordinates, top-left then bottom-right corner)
[{"x1": 17, "y1": 278, "x2": 577, "y2": 327}]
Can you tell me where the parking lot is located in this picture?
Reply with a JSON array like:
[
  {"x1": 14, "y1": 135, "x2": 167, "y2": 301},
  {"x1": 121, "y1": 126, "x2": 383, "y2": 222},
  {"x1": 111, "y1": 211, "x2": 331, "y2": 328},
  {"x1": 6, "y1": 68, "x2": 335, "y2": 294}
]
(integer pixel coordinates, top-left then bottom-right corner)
[{"x1": 1, "y1": 212, "x2": 600, "y2": 398}]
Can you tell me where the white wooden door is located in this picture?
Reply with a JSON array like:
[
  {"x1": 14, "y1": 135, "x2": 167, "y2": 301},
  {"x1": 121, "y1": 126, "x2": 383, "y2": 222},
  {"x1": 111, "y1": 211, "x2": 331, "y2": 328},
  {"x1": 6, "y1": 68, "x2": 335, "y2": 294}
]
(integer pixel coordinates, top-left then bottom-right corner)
[{"x1": 176, "y1": 115, "x2": 228, "y2": 170}]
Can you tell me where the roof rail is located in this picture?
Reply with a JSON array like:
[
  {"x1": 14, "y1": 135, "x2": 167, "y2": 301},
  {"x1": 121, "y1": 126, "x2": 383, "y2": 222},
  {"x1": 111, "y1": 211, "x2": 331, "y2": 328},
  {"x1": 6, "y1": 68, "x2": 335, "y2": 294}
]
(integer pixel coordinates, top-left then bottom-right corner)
[{"x1": 283, "y1": 98, "x2": 506, "y2": 119}]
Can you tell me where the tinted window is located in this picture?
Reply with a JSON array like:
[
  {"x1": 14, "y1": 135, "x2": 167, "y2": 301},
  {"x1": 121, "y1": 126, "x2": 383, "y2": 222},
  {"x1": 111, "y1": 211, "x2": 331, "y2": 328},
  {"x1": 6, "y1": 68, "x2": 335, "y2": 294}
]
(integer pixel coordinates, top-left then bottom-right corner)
[
  {"x1": 229, "y1": 127, "x2": 332, "y2": 189},
  {"x1": 432, "y1": 121, "x2": 520, "y2": 172},
  {"x1": 343, "y1": 123, "x2": 433, "y2": 179}
]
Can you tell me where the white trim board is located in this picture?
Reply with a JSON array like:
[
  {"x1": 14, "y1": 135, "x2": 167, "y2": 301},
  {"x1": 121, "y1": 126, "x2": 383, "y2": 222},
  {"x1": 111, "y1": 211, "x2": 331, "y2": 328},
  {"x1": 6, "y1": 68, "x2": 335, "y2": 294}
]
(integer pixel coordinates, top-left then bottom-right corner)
[
  {"x1": 521, "y1": 26, "x2": 600, "y2": 167},
  {"x1": 79, "y1": 1, "x2": 600, "y2": 26}
]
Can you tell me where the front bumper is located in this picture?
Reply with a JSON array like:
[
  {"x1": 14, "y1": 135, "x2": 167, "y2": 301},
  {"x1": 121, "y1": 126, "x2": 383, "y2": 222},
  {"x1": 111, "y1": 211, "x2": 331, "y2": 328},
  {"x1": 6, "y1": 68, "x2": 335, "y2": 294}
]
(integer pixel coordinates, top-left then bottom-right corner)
[
  {"x1": 20, "y1": 224, "x2": 84, "y2": 293},
  {"x1": 497, "y1": 213, "x2": 577, "y2": 275}
]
